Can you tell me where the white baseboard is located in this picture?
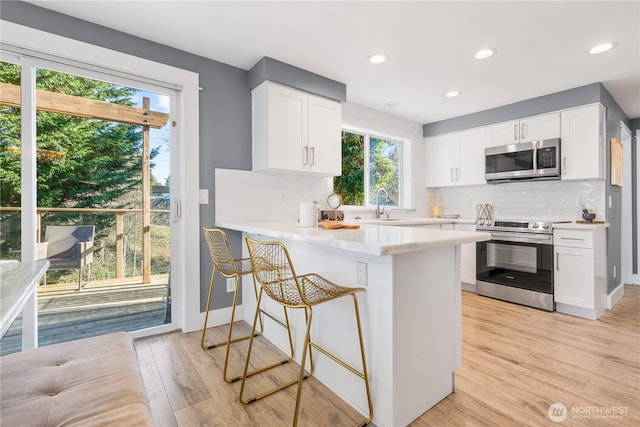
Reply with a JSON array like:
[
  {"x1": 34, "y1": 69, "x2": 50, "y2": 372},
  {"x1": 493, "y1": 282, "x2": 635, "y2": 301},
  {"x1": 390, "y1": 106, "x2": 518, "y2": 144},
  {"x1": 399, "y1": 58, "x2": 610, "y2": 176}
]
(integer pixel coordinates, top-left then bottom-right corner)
[
  {"x1": 607, "y1": 283, "x2": 625, "y2": 309},
  {"x1": 198, "y1": 305, "x2": 245, "y2": 332}
]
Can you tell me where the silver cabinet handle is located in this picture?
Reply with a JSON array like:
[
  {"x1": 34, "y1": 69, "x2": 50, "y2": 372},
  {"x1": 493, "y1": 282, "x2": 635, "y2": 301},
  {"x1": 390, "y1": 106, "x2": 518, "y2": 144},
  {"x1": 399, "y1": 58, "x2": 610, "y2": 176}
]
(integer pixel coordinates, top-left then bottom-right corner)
[
  {"x1": 450, "y1": 168, "x2": 455, "y2": 182},
  {"x1": 521, "y1": 123, "x2": 526, "y2": 140},
  {"x1": 303, "y1": 146, "x2": 309, "y2": 165},
  {"x1": 514, "y1": 124, "x2": 518, "y2": 141},
  {"x1": 562, "y1": 157, "x2": 567, "y2": 175},
  {"x1": 560, "y1": 237, "x2": 584, "y2": 241},
  {"x1": 310, "y1": 146, "x2": 315, "y2": 166},
  {"x1": 556, "y1": 252, "x2": 559, "y2": 270},
  {"x1": 456, "y1": 168, "x2": 460, "y2": 181}
]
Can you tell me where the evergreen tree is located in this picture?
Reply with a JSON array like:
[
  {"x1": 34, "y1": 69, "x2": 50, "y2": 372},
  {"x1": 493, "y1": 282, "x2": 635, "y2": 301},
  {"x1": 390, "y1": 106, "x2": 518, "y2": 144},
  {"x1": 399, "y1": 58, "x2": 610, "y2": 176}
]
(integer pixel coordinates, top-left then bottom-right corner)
[{"x1": 0, "y1": 63, "x2": 159, "y2": 256}]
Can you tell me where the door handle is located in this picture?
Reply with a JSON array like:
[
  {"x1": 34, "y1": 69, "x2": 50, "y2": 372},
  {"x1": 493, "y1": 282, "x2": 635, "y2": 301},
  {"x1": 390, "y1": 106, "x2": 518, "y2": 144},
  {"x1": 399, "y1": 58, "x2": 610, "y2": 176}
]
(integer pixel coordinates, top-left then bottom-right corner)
[
  {"x1": 456, "y1": 168, "x2": 460, "y2": 181},
  {"x1": 310, "y1": 146, "x2": 315, "y2": 166},
  {"x1": 172, "y1": 198, "x2": 181, "y2": 222},
  {"x1": 514, "y1": 124, "x2": 519, "y2": 141},
  {"x1": 450, "y1": 168, "x2": 455, "y2": 182},
  {"x1": 562, "y1": 157, "x2": 567, "y2": 175},
  {"x1": 521, "y1": 123, "x2": 526, "y2": 140},
  {"x1": 556, "y1": 252, "x2": 559, "y2": 270},
  {"x1": 303, "y1": 146, "x2": 309, "y2": 165}
]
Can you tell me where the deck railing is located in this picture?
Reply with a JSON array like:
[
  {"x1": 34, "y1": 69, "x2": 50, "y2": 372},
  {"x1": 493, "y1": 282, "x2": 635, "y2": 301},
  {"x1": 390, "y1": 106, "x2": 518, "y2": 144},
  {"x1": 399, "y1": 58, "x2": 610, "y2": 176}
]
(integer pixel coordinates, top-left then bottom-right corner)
[{"x1": 0, "y1": 206, "x2": 170, "y2": 284}]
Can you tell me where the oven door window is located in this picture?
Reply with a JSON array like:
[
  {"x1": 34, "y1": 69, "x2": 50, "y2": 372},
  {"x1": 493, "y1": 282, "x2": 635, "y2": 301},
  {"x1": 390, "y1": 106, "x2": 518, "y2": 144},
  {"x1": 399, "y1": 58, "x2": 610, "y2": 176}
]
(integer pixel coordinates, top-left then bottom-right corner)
[
  {"x1": 477, "y1": 239, "x2": 553, "y2": 294},
  {"x1": 487, "y1": 242, "x2": 537, "y2": 273}
]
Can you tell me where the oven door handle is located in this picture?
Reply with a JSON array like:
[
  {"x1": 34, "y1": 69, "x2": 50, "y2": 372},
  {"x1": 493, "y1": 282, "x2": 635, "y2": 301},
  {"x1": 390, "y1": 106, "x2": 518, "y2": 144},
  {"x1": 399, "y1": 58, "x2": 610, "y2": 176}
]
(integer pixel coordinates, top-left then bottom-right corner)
[{"x1": 487, "y1": 231, "x2": 553, "y2": 244}]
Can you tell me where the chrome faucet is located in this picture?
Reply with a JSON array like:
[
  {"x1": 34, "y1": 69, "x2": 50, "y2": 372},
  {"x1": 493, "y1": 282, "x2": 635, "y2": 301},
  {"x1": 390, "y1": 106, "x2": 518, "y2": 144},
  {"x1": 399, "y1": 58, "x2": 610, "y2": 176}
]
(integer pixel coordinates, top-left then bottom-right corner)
[{"x1": 375, "y1": 187, "x2": 388, "y2": 218}]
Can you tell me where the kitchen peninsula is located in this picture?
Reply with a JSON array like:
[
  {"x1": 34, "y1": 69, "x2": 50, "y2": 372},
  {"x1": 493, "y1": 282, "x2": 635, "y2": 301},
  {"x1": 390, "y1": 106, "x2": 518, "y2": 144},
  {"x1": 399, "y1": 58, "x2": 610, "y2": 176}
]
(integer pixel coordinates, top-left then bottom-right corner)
[{"x1": 217, "y1": 220, "x2": 490, "y2": 427}]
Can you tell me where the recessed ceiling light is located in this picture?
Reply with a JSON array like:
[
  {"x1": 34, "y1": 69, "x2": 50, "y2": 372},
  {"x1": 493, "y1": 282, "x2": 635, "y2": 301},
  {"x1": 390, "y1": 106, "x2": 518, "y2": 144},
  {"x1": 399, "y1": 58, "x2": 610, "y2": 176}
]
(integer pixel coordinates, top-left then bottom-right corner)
[
  {"x1": 386, "y1": 101, "x2": 400, "y2": 107},
  {"x1": 589, "y1": 42, "x2": 615, "y2": 54},
  {"x1": 368, "y1": 54, "x2": 388, "y2": 64},
  {"x1": 445, "y1": 91, "x2": 460, "y2": 98},
  {"x1": 475, "y1": 48, "x2": 496, "y2": 59}
]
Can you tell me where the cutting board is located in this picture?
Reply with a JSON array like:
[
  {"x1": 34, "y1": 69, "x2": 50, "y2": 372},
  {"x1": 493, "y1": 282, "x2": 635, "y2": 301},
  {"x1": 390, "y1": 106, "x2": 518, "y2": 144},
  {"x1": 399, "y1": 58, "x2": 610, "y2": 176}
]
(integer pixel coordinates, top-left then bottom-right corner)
[{"x1": 319, "y1": 221, "x2": 360, "y2": 230}]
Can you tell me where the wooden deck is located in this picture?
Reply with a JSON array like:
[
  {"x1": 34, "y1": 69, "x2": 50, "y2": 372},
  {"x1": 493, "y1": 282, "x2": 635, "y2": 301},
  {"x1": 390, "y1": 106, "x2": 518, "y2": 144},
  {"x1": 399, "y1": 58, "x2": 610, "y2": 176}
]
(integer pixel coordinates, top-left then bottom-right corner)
[{"x1": 0, "y1": 275, "x2": 169, "y2": 355}]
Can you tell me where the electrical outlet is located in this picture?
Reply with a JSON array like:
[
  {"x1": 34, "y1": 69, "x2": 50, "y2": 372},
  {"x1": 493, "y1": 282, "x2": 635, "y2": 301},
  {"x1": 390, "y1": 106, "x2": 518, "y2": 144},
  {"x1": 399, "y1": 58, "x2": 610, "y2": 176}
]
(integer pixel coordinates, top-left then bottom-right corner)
[
  {"x1": 357, "y1": 261, "x2": 367, "y2": 286},
  {"x1": 226, "y1": 277, "x2": 235, "y2": 293}
]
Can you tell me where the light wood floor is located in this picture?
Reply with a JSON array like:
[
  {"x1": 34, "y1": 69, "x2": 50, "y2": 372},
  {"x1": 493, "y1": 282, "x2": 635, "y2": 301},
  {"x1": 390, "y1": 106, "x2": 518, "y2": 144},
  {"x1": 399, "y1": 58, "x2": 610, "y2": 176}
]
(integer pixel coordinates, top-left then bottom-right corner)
[{"x1": 135, "y1": 286, "x2": 639, "y2": 426}]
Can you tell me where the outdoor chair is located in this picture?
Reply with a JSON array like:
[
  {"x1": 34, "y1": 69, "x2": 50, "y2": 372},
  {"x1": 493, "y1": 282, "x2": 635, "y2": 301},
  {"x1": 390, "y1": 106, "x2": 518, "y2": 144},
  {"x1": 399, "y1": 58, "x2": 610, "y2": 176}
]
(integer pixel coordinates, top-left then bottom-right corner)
[{"x1": 39, "y1": 225, "x2": 95, "y2": 290}]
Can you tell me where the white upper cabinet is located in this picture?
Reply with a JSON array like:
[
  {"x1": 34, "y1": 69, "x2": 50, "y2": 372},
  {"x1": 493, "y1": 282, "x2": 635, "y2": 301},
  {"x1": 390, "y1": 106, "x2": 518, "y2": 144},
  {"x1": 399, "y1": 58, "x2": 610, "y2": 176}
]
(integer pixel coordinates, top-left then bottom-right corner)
[
  {"x1": 308, "y1": 95, "x2": 342, "y2": 175},
  {"x1": 485, "y1": 112, "x2": 560, "y2": 147},
  {"x1": 560, "y1": 103, "x2": 606, "y2": 180},
  {"x1": 457, "y1": 127, "x2": 486, "y2": 186},
  {"x1": 425, "y1": 127, "x2": 485, "y2": 187},
  {"x1": 252, "y1": 81, "x2": 342, "y2": 176}
]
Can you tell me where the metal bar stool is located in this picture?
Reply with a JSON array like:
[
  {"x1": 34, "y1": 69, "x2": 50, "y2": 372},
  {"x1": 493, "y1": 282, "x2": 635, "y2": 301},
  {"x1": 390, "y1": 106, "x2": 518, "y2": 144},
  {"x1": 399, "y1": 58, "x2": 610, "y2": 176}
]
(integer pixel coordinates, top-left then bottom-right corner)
[
  {"x1": 241, "y1": 236, "x2": 373, "y2": 427},
  {"x1": 201, "y1": 228, "x2": 294, "y2": 383}
]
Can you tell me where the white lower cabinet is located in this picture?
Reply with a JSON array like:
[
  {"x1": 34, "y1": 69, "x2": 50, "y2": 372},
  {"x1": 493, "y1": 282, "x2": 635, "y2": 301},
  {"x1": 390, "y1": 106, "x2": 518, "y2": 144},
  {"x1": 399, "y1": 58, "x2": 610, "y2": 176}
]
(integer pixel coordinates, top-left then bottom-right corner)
[{"x1": 554, "y1": 227, "x2": 607, "y2": 319}]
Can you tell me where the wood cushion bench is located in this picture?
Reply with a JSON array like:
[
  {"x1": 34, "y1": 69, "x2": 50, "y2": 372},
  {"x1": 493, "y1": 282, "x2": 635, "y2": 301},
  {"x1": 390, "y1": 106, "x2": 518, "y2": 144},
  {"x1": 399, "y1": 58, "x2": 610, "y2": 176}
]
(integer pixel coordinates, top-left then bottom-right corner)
[{"x1": 0, "y1": 332, "x2": 153, "y2": 426}]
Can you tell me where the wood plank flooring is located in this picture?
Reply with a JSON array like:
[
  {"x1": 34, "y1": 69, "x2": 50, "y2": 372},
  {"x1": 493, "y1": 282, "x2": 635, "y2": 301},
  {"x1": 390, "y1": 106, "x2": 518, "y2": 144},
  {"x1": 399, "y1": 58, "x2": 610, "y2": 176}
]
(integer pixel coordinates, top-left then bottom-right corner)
[{"x1": 136, "y1": 286, "x2": 639, "y2": 426}]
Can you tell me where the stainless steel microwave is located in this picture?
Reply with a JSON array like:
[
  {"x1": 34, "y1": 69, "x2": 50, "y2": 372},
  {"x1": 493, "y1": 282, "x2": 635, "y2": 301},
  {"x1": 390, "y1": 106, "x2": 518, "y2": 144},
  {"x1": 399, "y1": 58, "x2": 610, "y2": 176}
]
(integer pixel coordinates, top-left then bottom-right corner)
[{"x1": 485, "y1": 138, "x2": 561, "y2": 182}]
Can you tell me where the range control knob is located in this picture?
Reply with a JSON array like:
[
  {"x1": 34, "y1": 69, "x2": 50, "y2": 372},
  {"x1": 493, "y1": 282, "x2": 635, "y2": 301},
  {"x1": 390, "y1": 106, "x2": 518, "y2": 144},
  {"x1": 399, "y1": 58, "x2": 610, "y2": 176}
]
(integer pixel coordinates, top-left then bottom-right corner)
[
  {"x1": 542, "y1": 222, "x2": 550, "y2": 229},
  {"x1": 532, "y1": 223, "x2": 539, "y2": 229},
  {"x1": 477, "y1": 220, "x2": 484, "y2": 226},
  {"x1": 486, "y1": 220, "x2": 493, "y2": 226}
]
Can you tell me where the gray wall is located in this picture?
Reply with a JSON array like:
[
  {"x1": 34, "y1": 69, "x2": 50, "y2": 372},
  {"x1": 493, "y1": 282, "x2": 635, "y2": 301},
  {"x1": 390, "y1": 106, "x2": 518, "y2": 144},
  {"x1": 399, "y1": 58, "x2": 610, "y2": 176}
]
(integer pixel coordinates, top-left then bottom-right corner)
[
  {"x1": 1, "y1": 1, "x2": 251, "y2": 312},
  {"x1": 423, "y1": 83, "x2": 602, "y2": 137},
  {"x1": 424, "y1": 82, "x2": 632, "y2": 293},
  {"x1": 248, "y1": 56, "x2": 347, "y2": 102}
]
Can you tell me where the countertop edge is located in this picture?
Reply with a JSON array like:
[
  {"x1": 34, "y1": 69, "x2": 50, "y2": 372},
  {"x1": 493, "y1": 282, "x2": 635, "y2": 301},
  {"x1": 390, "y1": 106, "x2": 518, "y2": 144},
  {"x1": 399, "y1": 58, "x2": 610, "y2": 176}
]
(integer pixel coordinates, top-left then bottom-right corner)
[{"x1": 217, "y1": 221, "x2": 490, "y2": 256}]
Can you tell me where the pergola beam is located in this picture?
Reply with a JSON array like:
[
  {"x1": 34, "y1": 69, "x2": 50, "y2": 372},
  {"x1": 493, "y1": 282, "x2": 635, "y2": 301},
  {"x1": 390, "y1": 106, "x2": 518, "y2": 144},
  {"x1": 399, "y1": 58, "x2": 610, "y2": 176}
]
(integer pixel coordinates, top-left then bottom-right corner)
[{"x1": 0, "y1": 82, "x2": 169, "y2": 128}]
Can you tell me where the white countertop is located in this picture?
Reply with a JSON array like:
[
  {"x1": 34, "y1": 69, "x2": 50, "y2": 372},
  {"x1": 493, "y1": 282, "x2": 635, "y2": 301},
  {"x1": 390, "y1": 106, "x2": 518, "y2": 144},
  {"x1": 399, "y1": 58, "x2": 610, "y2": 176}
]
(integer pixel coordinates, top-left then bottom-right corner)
[
  {"x1": 217, "y1": 220, "x2": 490, "y2": 256},
  {"x1": 553, "y1": 222, "x2": 609, "y2": 230}
]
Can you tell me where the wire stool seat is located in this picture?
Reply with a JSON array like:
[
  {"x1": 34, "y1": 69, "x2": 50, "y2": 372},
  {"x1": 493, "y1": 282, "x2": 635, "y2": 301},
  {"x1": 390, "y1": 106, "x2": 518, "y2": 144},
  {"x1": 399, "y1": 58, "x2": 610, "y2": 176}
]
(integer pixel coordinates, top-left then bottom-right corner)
[
  {"x1": 242, "y1": 236, "x2": 373, "y2": 427},
  {"x1": 201, "y1": 228, "x2": 294, "y2": 383}
]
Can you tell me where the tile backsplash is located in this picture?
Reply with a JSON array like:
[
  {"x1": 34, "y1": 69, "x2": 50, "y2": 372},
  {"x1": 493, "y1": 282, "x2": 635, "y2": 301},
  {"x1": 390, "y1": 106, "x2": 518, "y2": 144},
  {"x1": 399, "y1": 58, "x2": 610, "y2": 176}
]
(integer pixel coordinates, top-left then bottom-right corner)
[
  {"x1": 215, "y1": 168, "x2": 333, "y2": 223},
  {"x1": 216, "y1": 168, "x2": 606, "y2": 224},
  {"x1": 427, "y1": 179, "x2": 606, "y2": 222}
]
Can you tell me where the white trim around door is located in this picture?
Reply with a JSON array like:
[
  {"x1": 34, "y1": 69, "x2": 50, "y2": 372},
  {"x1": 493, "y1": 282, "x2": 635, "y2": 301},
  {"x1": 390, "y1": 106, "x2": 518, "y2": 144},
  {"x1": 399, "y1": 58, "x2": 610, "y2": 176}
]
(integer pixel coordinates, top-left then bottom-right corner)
[{"x1": 1, "y1": 20, "x2": 202, "y2": 333}]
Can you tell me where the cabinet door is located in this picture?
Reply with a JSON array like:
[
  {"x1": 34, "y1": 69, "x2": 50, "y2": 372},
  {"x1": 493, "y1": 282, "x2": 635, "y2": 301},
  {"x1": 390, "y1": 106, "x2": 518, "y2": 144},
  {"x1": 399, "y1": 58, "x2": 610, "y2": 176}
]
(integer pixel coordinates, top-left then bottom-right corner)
[
  {"x1": 267, "y1": 83, "x2": 308, "y2": 172},
  {"x1": 554, "y1": 246, "x2": 594, "y2": 309},
  {"x1": 308, "y1": 95, "x2": 341, "y2": 175},
  {"x1": 457, "y1": 127, "x2": 486, "y2": 185},
  {"x1": 520, "y1": 112, "x2": 560, "y2": 143},
  {"x1": 425, "y1": 134, "x2": 458, "y2": 187},
  {"x1": 486, "y1": 120, "x2": 519, "y2": 147},
  {"x1": 560, "y1": 104, "x2": 605, "y2": 180}
]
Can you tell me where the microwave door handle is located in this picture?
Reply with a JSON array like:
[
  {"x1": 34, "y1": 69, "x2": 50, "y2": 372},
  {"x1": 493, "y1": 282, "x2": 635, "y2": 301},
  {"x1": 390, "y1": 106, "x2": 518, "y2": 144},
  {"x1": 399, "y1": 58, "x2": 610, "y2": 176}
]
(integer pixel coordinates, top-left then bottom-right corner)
[{"x1": 533, "y1": 147, "x2": 538, "y2": 175}]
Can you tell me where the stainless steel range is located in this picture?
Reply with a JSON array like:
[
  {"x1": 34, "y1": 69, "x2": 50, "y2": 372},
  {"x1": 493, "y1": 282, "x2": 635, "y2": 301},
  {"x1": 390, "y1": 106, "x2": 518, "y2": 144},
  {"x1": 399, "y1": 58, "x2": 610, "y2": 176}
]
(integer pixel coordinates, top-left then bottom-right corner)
[{"x1": 475, "y1": 219, "x2": 563, "y2": 311}]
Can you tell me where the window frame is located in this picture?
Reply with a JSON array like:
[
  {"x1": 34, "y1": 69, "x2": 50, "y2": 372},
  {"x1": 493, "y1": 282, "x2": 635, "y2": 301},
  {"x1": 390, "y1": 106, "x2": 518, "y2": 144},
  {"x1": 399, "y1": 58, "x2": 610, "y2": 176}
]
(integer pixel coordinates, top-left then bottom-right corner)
[{"x1": 339, "y1": 127, "x2": 406, "y2": 209}]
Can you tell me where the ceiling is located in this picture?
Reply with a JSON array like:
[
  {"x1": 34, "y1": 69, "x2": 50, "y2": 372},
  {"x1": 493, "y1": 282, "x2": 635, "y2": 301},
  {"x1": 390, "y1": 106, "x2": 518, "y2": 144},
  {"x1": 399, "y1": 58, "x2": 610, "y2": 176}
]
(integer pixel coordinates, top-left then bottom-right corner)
[{"x1": 25, "y1": 1, "x2": 640, "y2": 124}]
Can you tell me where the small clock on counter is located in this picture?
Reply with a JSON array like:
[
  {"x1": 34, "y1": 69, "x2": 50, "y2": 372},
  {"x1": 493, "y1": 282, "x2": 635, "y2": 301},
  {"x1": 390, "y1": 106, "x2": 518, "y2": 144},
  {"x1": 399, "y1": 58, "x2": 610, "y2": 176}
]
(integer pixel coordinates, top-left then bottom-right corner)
[{"x1": 321, "y1": 193, "x2": 344, "y2": 221}]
